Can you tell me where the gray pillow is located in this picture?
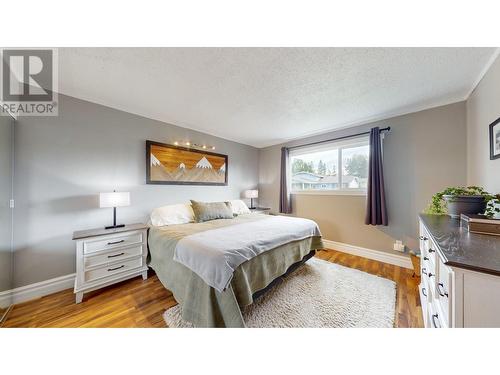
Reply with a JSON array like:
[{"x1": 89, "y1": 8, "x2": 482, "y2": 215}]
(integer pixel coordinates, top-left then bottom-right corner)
[{"x1": 190, "y1": 200, "x2": 234, "y2": 222}]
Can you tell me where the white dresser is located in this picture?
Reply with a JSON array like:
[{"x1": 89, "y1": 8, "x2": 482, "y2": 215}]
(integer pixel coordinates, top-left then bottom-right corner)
[
  {"x1": 72, "y1": 223, "x2": 149, "y2": 303},
  {"x1": 419, "y1": 215, "x2": 500, "y2": 328}
]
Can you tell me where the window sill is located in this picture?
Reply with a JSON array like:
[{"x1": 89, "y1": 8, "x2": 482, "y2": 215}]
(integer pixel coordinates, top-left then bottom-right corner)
[{"x1": 291, "y1": 190, "x2": 367, "y2": 196}]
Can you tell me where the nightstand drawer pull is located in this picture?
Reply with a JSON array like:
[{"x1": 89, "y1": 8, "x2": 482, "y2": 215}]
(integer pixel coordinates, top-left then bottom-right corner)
[
  {"x1": 108, "y1": 265, "x2": 125, "y2": 272},
  {"x1": 107, "y1": 239, "x2": 125, "y2": 245},
  {"x1": 421, "y1": 287, "x2": 427, "y2": 297},
  {"x1": 419, "y1": 236, "x2": 428, "y2": 241},
  {"x1": 422, "y1": 268, "x2": 427, "y2": 275},
  {"x1": 428, "y1": 248, "x2": 436, "y2": 253},
  {"x1": 423, "y1": 256, "x2": 429, "y2": 261},
  {"x1": 107, "y1": 252, "x2": 125, "y2": 258}
]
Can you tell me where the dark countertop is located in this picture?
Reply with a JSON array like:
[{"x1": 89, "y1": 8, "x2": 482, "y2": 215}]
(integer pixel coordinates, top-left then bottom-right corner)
[{"x1": 419, "y1": 214, "x2": 500, "y2": 276}]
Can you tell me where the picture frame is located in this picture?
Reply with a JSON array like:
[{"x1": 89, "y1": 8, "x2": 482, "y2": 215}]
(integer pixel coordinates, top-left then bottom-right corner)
[
  {"x1": 490, "y1": 117, "x2": 500, "y2": 160},
  {"x1": 146, "y1": 140, "x2": 228, "y2": 185}
]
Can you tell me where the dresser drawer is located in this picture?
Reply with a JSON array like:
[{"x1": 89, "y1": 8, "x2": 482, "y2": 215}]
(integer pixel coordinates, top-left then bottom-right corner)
[
  {"x1": 421, "y1": 258, "x2": 436, "y2": 291},
  {"x1": 84, "y1": 245, "x2": 143, "y2": 269},
  {"x1": 419, "y1": 284, "x2": 429, "y2": 327},
  {"x1": 84, "y1": 257, "x2": 143, "y2": 283},
  {"x1": 436, "y1": 257, "x2": 452, "y2": 326},
  {"x1": 83, "y1": 232, "x2": 143, "y2": 254},
  {"x1": 427, "y1": 238, "x2": 438, "y2": 267},
  {"x1": 419, "y1": 224, "x2": 430, "y2": 255},
  {"x1": 419, "y1": 224, "x2": 438, "y2": 263},
  {"x1": 428, "y1": 302, "x2": 446, "y2": 328}
]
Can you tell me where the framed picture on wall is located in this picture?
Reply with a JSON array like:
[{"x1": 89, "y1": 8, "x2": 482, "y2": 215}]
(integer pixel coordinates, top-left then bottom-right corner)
[
  {"x1": 146, "y1": 140, "x2": 228, "y2": 185},
  {"x1": 490, "y1": 117, "x2": 500, "y2": 160}
]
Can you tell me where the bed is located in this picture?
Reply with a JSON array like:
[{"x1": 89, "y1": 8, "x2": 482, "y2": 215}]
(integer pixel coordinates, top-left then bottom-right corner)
[{"x1": 148, "y1": 208, "x2": 323, "y2": 328}]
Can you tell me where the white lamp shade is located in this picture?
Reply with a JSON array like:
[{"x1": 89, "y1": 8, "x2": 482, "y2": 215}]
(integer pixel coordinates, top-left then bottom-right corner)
[
  {"x1": 99, "y1": 192, "x2": 130, "y2": 208},
  {"x1": 243, "y1": 190, "x2": 259, "y2": 199}
]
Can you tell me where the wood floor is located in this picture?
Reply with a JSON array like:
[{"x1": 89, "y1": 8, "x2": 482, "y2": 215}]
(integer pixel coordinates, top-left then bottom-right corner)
[{"x1": 1, "y1": 249, "x2": 423, "y2": 328}]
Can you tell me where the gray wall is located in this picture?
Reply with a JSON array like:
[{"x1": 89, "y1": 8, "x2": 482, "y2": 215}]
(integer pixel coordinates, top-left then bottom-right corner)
[
  {"x1": 259, "y1": 101, "x2": 467, "y2": 254},
  {"x1": 13, "y1": 94, "x2": 259, "y2": 288},
  {"x1": 0, "y1": 114, "x2": 13, "y2": 294},
  {"x1": 10, "y1": 94, "x2": 470, "y2": 287},
  {"x1": 467, "y1": 55, "x2": 500, "y2": 192}
]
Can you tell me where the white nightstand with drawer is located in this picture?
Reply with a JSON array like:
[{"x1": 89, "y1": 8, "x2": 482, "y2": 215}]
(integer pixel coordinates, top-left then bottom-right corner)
[{"x1": 72, "y1": 223, "x2": 149, "y2": 303}]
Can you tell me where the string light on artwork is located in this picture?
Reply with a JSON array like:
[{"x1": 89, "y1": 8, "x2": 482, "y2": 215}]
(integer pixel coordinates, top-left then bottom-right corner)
[{"x1": 172, "y1": 141, "x2": 216, "y2": 151}]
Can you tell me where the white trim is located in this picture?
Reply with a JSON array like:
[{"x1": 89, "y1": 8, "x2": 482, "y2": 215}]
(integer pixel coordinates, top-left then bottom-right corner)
[
  {"x1": 464, "y1": 47, "x2": 500, "y2": 100},
  {"x1": 0, "y1": 273, "x2": 76, "y2": 307},
  {"x1": 0, "y1": 240, "x2": 412, "y2": 308},
  {"x1": 292, "y1": 189, "x2": 366, "y2": 196},
  {"x1": 0, "y1": 289, "x2": 13, "y2": 309},
  {"x1": 323, "y1": 239, "x2": 413, "y2": 269},
  {"x1": 289, "y1": 135, "x2": 369, "y2": 156}
]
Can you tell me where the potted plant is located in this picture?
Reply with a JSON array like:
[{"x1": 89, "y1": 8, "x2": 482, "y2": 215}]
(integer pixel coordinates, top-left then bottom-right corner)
[
  {"x1": 426, "y1": 186, "x2": 495, "y2": 218},
  {"x1": 485, "y1": 196, "x2": 500, "y2": 219}
]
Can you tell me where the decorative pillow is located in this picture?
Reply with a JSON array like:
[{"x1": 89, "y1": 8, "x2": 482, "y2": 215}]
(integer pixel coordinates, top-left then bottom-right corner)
[
  {"x1": 190, "y1": 200, "x2": 234, "y2": 222},
  {"x1": 230, "y1": 199, "x2": 251, "y2": 215},
  {"x1": 150, "y1": 203, "x2": 195, "y2": 226}
]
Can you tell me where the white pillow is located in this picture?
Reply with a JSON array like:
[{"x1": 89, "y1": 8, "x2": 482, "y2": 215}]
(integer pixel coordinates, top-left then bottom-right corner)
[
  {"x1": 230, "y1": 199, "x2": 251, "y2": 215},
  {"x1": 150, "y1": 203, "x2": 195, "y2": 226}
]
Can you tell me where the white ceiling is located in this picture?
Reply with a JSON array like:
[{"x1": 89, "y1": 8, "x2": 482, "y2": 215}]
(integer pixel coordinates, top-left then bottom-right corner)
[{"x1": 58, "y1": 48, "x2": 498, "y2": 148}]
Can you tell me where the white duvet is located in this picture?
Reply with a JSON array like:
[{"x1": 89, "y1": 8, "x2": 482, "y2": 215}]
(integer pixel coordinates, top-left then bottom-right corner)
[{"x1": 173, "y1": 215, "x2": 321, "y2": 292}]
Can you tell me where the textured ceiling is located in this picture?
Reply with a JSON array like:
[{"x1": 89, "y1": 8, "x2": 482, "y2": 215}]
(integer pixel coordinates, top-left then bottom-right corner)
[{"x1": 58, "y1": 48, "x2": 497, "y2": 148}]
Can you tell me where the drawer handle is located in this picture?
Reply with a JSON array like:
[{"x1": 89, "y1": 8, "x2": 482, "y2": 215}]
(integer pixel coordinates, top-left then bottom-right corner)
[
  {"x1": 428, "y1": 272, "x2": 435, "y2": 278},
  {"x1": 428, "y1": 248, "x2": 436, "y2": 253},
  {"x1": 107, "y1": 252, "x2": 125, "y2": 259},
  {"x1": 437, "y1": 283, "x2": 448, "y2": 298},
  {"x1": 108, "y1": 265, "x2": 125, "y2": 272},
  {"x1": 421, "y1": 268, "x2": 427, "y2": 275},
  {"x1": 431, "y1": 313, "x2": 440, "y2": 328},
  {"x1": 421, "y1": 287, "x2": 427, "y2": 297},
  {"x1": 423, "y1": 256, "x2": 429, "y2": 261},
  {"x1": 107, "y1": 239, "x2": 125, "y2": 245},
  {"x1": 419, "y1": 236, "x2": 428, "y2": 241}
]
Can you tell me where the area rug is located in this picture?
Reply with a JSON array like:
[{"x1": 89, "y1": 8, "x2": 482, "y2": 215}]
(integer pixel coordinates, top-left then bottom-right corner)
[{"x1": 163, "y1": 257, "x2": 396, "y2": 328}]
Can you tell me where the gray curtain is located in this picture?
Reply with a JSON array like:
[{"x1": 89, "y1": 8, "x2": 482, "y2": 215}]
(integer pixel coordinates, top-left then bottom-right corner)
[
  {"x1": 365, "y1": 127, "x2": 388, "y2": 226},
  {"x1": 279, "y1": 147, "x2": 292, "y2": 214}
]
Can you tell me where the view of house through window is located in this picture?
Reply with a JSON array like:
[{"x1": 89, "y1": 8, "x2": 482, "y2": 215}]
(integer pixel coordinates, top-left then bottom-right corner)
[{"x1": 290, "y1": 137, "x2": 369, "y2": 192}]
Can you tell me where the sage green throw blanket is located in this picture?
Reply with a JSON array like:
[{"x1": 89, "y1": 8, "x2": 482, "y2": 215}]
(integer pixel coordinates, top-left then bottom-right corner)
[{"x1": 148, "y1": 213, "x2": 324, "y2": 327}]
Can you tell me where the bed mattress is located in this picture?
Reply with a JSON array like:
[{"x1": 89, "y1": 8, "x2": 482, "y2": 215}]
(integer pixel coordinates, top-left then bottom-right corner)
[{"x1": 148, "y1": 213, "x2": 323, "y2": 327}]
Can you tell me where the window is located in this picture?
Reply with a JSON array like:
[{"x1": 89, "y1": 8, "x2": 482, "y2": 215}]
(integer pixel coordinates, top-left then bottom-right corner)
[{"x1": 290, "y1": 136, "x2": 369, "y2": 194}]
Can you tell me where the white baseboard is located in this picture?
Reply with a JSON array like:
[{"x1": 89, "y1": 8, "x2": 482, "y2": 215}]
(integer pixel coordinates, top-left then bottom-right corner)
[
  {"x1": 0, "y1": 273, "x2": 75, "y2": 307},
  {"x1": 0, "y1": 290, "x2": 13, "y2": 309},
  {"x1": 322, "y1": 240, "x2": 413, "y2": 269},
  {"x1": 0, "y1": 240, "x2": 412, "y2": 308}
]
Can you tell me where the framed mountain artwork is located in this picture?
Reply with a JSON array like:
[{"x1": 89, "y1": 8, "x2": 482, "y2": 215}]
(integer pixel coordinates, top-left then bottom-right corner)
[{"x1": 146, "y1": 140, "x2": 228, "y2": 185}]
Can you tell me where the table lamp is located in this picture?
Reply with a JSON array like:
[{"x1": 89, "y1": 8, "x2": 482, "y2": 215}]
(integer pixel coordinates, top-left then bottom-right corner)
[
  {"x1": 99, "y1": 191, "x2": 130, "y2": 229},
  {"x1": 243, "y1": 189, "x2": 258, "y2": 209}
]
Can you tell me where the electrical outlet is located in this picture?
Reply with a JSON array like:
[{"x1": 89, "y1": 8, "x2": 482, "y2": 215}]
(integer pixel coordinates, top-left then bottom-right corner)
[
  {"x1": 9, "y1": 199, "x2": 14, "y2": 208},
  {"x1": 393, "y1": 240, "x2": 404, "y2": 252}
]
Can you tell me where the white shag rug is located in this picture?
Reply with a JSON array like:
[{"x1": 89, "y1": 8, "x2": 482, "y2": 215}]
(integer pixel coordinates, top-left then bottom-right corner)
[{"x1": 163, "y1": 257, "x2": 396, "y2": 328}]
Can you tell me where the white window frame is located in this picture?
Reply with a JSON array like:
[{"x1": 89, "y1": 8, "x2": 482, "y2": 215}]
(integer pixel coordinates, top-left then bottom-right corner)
[{"x1": 289, "y1": 135, "x2": 369, "y2": 196}]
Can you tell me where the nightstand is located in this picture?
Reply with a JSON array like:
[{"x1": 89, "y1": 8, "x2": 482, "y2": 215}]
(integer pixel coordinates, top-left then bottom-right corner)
[
  {"x1": 249, "y1": 207, "x2": 271, "y2": 214},
  {"x1": 72, "y1": 223, "x2": 149, "y2": 303}
]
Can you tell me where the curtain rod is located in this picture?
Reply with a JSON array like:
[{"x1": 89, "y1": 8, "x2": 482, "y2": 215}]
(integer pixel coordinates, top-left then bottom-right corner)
[{"x1": 287, "y1": 126, "x2": 391, "y2": 151}]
